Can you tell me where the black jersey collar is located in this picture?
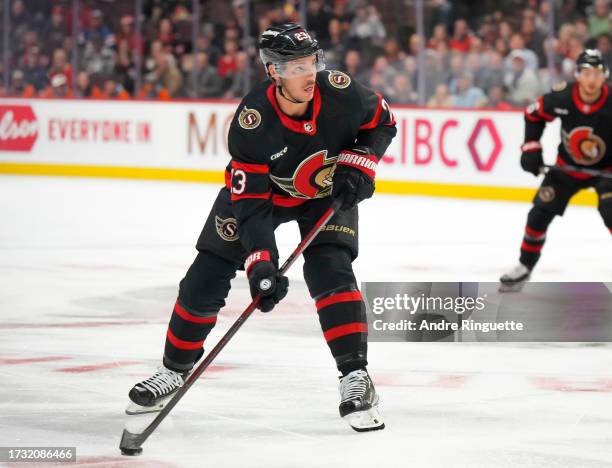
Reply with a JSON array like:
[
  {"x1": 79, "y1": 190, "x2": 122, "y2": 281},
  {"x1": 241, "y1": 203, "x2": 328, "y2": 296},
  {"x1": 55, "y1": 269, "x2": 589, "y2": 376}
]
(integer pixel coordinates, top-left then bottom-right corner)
[
  {"x1": 266, "y1": 83, "x2": 321, "y2": 135},
  {"x1": 572, "y1": 83, "x2": 609, "y2": 114}
]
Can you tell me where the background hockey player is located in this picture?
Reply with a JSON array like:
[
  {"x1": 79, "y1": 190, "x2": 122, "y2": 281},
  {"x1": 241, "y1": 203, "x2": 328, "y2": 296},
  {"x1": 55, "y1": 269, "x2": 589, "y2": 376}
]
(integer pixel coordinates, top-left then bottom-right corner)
[
  {"x1": 126, "y1": 23, "x2": 396, "y2": 432},
  {"x1": 500, "y1": 49, "x2": 612, "y2": 291}
]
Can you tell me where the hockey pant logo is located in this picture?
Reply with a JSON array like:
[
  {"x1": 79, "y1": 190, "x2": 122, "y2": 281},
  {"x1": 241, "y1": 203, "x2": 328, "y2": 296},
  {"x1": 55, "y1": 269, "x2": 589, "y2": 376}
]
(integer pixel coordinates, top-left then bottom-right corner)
[{"x1": 215, "y1": 216, "x2": 239, "y2": 242}]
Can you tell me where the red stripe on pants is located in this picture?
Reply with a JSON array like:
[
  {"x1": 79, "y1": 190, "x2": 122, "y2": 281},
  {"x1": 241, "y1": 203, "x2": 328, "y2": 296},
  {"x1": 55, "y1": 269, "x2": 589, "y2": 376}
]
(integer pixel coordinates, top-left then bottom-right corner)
[
  {"x1": 174, "y1": 301, "x2": 217, "y2": 324},
  {"x1": 166, "y1": 329, "x2": 205, "y2": 350},
  {"x1": 316, "y1": 291, "x2": 362, "y2": 311},
  {"x1": 323, "y1": 322, "x2": 368, "y2": 342}
]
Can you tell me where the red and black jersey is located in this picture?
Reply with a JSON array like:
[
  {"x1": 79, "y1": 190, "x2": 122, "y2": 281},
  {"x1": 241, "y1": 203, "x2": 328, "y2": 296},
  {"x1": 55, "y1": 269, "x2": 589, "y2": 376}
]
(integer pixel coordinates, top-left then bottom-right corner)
[
  {"x1": 225, "y1": 70, "x2": 397, "y2": 258},
  {"x1": 524, "y1": 82, "x2": 612, "y2": 177}
]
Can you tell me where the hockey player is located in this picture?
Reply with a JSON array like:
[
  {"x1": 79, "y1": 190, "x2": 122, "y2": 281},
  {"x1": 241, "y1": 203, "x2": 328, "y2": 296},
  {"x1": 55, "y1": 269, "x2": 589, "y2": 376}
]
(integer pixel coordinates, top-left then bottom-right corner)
[
  {"x1": 126, "y1": 23, "x2": 396, "y2": 432},
  {"x1": 500, "y1": 49, "x2": 612, "y2": 291}
]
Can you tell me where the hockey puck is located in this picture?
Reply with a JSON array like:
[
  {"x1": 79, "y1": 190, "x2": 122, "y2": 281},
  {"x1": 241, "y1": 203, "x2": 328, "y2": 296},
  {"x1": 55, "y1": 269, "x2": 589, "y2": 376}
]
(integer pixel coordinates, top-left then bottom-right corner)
[{"x1": 121, "y1": 447, "x2": 143, "y2": 456}]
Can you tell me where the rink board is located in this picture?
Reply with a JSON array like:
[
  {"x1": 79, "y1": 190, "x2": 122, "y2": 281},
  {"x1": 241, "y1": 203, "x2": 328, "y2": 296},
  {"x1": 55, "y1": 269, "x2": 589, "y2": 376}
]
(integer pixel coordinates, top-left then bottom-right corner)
[{"x1": 0, "y1": 98, "x2": 598, "y2": 205}]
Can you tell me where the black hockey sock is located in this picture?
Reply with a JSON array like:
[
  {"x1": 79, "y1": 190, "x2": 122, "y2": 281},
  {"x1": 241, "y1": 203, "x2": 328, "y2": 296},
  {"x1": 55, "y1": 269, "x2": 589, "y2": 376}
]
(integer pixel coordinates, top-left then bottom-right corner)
[
  {"x1": 315, "y1": 289, "x2": 368, "y2": 375},
  {"x1": 163, "y1": 299, "x2": 217, "y2": 372},
  {"x1": 519, "y1": 206, "x2": 555, "y2": 270}
]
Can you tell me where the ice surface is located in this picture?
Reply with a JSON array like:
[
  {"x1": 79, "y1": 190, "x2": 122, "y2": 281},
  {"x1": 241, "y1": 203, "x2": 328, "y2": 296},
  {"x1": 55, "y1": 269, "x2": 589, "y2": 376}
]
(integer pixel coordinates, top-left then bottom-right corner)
[{"x1": 1, "y1": 176, "x2": 611, "y2": 467}]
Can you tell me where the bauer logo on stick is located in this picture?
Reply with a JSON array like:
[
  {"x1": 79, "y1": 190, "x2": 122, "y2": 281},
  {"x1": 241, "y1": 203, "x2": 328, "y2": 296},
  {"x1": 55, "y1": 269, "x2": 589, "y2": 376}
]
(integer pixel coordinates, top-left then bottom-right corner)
[
  {"x1": 238, "y1": 107, "x2": 262, "y2": 130},
  {"x1": 328, "y1": 70, "x2": 351, "y2": 89}
]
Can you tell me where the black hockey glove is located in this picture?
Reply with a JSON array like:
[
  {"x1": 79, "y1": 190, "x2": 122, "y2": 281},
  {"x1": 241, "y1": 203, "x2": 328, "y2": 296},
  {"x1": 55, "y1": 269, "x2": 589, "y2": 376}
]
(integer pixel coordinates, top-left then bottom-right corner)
[
  {"x1": 520, "y1": 141, "x2": 544, "y2": 176},
  {"x1": 332, "y1": 147, "x2": 378, "y2": 211},
  {"x1": 245, "y1": 250, "x2": 288, "y2": 313}
]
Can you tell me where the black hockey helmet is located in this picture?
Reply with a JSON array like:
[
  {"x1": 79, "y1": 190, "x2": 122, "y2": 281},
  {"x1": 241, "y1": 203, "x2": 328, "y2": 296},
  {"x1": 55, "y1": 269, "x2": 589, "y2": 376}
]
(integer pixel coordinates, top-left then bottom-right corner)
[
  {"x1": 259, "y1": 23, "x2": 325, "y2": 77},
  {"x1": 575, "y1": 49, "x2": 610, "y2": 78}
]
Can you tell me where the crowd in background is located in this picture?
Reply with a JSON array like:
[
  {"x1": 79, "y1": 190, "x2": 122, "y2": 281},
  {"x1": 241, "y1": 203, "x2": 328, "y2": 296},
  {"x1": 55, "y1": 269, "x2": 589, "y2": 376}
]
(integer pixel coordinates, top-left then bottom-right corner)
[{"x1": 1, "y1": 0, "x2": 611, "y2": 108}]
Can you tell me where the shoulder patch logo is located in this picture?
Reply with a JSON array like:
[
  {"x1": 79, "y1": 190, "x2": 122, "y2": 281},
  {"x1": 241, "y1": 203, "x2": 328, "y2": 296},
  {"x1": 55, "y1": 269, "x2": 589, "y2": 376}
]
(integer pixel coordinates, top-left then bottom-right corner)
[
  {"x1": 552, "y1": 81, "x2": 567, "y2": 91},
  {"x1": 328, "y1": 70, "x2": 351, "y2": 89},
  {"x1": 215, "y1": 216, "x2": 239, "y2": 242},
  {"x1": 238, "y1": 107, "x2": 261, "y2": 130}
]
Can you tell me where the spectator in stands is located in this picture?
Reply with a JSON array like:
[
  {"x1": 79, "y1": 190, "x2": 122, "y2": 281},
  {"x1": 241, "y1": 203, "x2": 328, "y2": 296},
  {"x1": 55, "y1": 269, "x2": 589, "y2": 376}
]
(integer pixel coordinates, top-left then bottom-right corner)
[
  {"x1": 224, "y1": 51, "x2": 252, "y2": 99},
  {"x1": 82, "y1": 9, "x2": 113, "y2": 45},
  {"x1": 588, "y1": 0, "x2": 611, "y2": 38},
  {"x1": 9, "y1": 70, "x2": 35, "y2": 97},
  {"x1": 348, "y1": 4, "x2": 386, "y2": 52},
  {"x1": 41, "y1": 73, "x2": 72, "y2": 98},
  {"x1": 41, "y1": 6, "x2": 67, "y2": 56},
  {"x1": 97, "y1": 78, "x2": 130, "y2": 100},
  {"x1": 149, "y1": 52, "x2": 183, "y2": 97},
  {"x1": 195, "y1": 36, "x2": 222, "y2": 66},
  {"x1": 342, "y1": 49, "x2": 363, "y2": 78},
  {"x1": 322, "y1": 18, "x2": 347, "y2": 69},
  {"x1": 504, "y1": 50, "x2": 539, "y2": 106},
  {"x1": 82, "y1": 37, "x2": 115, "y2": 76},
  {"x1": 383, "y1": 38, "x2": 404, "y2": 69},
  {"x1": 114, "y1": 41, "x2": 135, "y2": 95},
  {"x1": 158, "y1": 18, "x2": 176, "y2": 50},
  {"x1": 117, "y1": 15, "x2": 142, "y2": 54},
  {"x1": 10, "y1": 0, "x2": 31, "y2": 44},
  {"x1": 74, "y1": 70, "x2": 92, "y2": 98},
  {"x1": 20, "y1": 46, "x2": 48, "y2": 91},
  {"x1": 427, "y1": 83, "x2": 454, "y2": 107},
  {"x1": 427, "y1": 24, "x2": 448, "y2": 50},
  {"x1": 449, "y1": 19, "x2": 472, "y2": 53},
  {"x1": 505, "y1": 33, "x2": 539, "y2": 70},
  {"x1": 48, "y1": 48, "x2": 73, "y2": 88},
  {"x1": 597, "y1": 33, "x2": 612, "y2": 68},
  {"x1": 452, "y1": 72, "x2": 486, "y2": 107},
  {"x1": 307, "y1": 0, "x2": 333, "y2": 42},
  {"x1": 447, "y1": 53, "x2": 465, "y2": 93},
  {"x1": 186, "y1": 52, "x2": 223, "y2": 98},
  {"x1": 486, "y1": 85, "x2": 513, "y2": 110},
  {"x1": 520, "y1": 9, "x2": 547, "y2": 65},
  {"x1": 388, "y1": 74, "x2": 417, "y2": 104},
  {"x1": 477, "y1": 51, "x2": 505, "y2": 93},
  {"x1": 218, "y1": 40, "x2": 239, "y2": 79}
]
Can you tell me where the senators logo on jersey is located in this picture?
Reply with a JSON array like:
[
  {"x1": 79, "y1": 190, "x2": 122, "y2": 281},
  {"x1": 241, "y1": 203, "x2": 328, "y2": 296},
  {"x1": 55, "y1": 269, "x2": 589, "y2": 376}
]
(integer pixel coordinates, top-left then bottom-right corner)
[
  {"x1": 215, "y1": 216, "x2": 239, "y2": 241},
  {"x1": 562, "y1": 126, "x2": 606, "y2": 166},
  {"x1": 270, "y1": 150, "x2": 337, "y2": 198}
]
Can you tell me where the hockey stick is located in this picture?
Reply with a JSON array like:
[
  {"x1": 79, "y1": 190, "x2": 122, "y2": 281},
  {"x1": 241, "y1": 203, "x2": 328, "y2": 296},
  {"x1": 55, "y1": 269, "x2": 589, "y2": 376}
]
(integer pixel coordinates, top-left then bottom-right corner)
[
  {"x1": 119, "y1": 198, "x2": 343, "y2": 455},
  {"x1": 542, "y1": 164, "x2": 612, "y2": 180}
]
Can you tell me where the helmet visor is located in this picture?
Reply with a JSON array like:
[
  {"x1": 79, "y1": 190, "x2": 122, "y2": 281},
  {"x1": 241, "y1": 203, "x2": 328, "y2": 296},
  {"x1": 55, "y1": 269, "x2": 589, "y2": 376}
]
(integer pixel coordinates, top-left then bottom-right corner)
[{"x1": 273, "y1": 50, "x2": 326, "y2": 78}]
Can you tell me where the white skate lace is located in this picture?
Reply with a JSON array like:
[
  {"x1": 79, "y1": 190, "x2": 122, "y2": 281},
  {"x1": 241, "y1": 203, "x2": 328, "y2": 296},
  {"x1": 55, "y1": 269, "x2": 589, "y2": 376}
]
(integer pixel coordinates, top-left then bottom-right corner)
[
  {"x1": 137, "y1": 367, "x2": 183, "y2": 397},
  {"x1": 340, "y1": 369, "x2": 369, "y2": 402}
]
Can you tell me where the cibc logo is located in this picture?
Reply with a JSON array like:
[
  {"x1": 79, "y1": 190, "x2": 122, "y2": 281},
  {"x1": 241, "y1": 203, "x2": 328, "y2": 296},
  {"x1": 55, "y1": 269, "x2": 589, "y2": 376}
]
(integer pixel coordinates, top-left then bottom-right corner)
[{"x1": 0, "y1": 105, "x2": 39, "y2": 152}]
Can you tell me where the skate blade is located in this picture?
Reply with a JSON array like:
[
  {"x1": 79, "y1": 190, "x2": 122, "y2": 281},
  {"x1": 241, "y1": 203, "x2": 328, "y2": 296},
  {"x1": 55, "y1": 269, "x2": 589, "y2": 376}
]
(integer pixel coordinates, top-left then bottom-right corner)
[
  {"x1": 498, "y1": 280, "x2": 528, "y2": 293},
  {"x1": 343, "y1": 406, "x2": 385, "y2": 432},
  {"x1": 125, "y1": 396, "x2": 171, "y2": 415}
]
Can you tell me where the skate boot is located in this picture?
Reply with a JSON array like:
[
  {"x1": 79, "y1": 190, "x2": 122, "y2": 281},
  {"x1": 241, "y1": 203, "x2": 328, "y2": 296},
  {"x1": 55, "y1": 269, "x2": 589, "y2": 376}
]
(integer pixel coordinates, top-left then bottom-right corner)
[
  {"x1": 126, "y1": 365, "x2": 187, "y2": 415},
  {"x1": 499, "y1": 263, "x2": 531, "y2": 292},
  {"x1": 338, "y1": 369, "x2": 384, "y2": 432}
]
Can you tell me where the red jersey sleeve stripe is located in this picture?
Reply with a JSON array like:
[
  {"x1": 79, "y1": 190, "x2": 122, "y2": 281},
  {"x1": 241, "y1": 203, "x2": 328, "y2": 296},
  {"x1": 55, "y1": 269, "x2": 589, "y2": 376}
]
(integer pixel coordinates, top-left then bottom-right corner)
[
  {"x1": 174, "y1": 301, "x2": 217, "y2": 325},
  {"x1": 316, "y1": 291, "x2": 362, "y2": 311},
  {"x1": 359, "y1": 93, "x2": 383, "y2": 130},
  {"x1": 536, "y1": 96, "x2": 555, "y2": 121},
  {"x1": 524, "y1": 111, "x2": 542, "y2": 122},
  {"x1": 166, "y1": 329, "x2": 205, "y2": 350},
  {"x1": 231, "y1": 191, "x2": 271, "y2": 201},
  {"x1": 232, "y1": 161, "x2": 269, "y2": 173},
  {"x1": 323, "y1": 322, "x2": 368, "y2": 342}
]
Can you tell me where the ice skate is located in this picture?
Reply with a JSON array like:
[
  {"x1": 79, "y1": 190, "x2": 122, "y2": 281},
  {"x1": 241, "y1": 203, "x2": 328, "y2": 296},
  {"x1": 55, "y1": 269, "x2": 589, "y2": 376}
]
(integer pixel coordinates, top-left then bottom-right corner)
[
  {"x1": 125, "y1": 365, "x2": 187, "y2": 415},
  {"x1": 338, "y1": 369, "x2": 385, "y2": 432},
  {"x1": 499, "y1": 263, "x2": 531, "y2": 292}
]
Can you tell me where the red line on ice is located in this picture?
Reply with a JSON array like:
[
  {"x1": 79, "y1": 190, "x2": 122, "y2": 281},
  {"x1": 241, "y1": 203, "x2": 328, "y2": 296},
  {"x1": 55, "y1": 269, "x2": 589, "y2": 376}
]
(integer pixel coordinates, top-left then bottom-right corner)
[
  {"x1": 0, "y1": 356, "x2": 72, "y2": 365},
  {"x1": 56, "y1": 361, "x2": 142, "y2": 373}
]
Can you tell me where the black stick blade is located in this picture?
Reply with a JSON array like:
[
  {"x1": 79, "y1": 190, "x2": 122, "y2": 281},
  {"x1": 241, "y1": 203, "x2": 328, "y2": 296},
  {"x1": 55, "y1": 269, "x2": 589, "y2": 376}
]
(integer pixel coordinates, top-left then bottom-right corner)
[{"x1": 120, "y1": 429, "x2": 144, "y2": 456}]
